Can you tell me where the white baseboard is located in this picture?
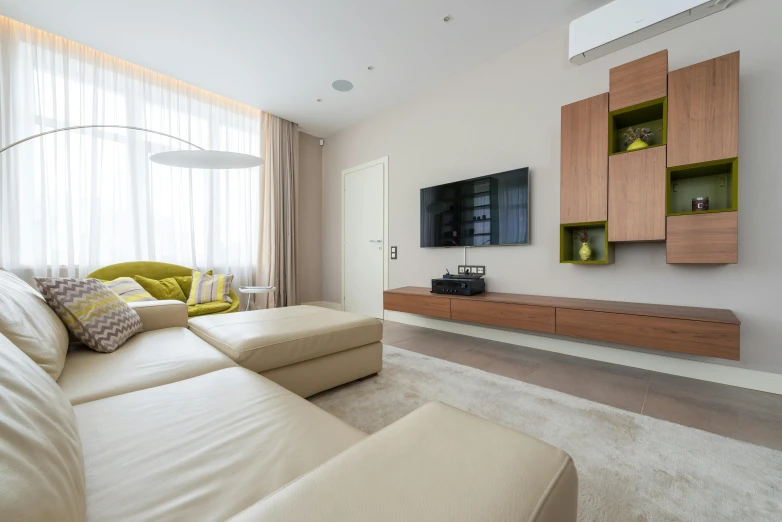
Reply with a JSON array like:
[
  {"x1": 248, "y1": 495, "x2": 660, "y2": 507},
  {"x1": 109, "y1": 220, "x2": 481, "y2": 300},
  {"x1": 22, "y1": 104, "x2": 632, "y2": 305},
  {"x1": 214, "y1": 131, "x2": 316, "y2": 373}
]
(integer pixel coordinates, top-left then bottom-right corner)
[
  {"x1": 302, "y1": 301, "x2": 344, "y2": 311},
  {"x1": 385, "y1": 311, "x2": 782, "y2": 396}
]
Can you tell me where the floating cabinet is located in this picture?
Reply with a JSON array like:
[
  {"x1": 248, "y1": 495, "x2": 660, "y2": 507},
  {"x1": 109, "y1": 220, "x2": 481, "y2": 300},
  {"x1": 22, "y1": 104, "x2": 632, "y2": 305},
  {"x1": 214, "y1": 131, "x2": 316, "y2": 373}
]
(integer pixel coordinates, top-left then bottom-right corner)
[
  {"x1": 666, "y1": 212, "x2": 738, "y2": 264},
  {"x1": 608, "y1": 146, "x2": 667, "y2": 242},
  {"x1": 555, "y1": 308, "x2": 739, "y2": 360},
  {"x1": 450, "y1": 299, "x2": 556, "y2": 334},
  {"x1": 560, "y1": 221, "x2": 613, "y2": 264},
  {"x1": 383, "y1": 292, "x2": 451, "y2": 319},
  {"x1": 667, "y1": 158, "x2": 738, "y2": 216},
  {"x1": 609, "y1": 97, "x2": 667, "y2": 155},
  {"x1": 561, "y1": 93, "x2": 609, "y2": 224},
  {"x1": 668, "y1": 52, "x2": 739, "y2": 167},
  {"x1": 609, "y1": 50, "x2": 668, "y2": 111}
]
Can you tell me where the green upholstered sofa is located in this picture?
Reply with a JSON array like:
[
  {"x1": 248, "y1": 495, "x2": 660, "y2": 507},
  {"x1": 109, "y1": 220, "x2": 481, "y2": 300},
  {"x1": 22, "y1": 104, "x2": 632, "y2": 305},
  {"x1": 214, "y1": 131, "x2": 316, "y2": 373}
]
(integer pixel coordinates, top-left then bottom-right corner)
[{"x1": 87, "y1": 261, "x2": 240, "y2": 316}]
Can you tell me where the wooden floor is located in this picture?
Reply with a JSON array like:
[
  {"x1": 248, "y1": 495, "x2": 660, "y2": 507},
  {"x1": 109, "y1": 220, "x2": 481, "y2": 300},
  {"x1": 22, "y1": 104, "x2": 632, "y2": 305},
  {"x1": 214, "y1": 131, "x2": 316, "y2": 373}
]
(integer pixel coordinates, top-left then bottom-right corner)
[{"x1": 382, "y1": 320, "x2": 782, "y2": 451}]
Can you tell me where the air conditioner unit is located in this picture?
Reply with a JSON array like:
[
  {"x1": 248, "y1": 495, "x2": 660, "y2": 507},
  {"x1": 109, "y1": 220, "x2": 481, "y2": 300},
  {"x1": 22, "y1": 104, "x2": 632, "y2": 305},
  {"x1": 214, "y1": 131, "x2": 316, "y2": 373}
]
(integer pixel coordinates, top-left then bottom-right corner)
[{"x1": 569, "y1": 0, "x2": 732, "y2": 65}]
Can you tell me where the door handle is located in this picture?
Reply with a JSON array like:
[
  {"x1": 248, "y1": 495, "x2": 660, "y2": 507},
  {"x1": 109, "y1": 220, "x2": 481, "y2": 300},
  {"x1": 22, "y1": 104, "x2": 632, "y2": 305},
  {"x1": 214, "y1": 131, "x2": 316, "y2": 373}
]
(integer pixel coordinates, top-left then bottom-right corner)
[{"x1": 369, "y1": 239, "x2": 383, "y2": 243}]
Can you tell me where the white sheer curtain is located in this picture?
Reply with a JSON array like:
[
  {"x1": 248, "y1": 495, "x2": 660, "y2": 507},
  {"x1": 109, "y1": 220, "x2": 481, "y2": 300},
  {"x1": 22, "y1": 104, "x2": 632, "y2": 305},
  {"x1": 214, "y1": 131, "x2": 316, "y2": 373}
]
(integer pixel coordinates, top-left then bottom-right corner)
[{"x1": 0, "y1": 16, "x2": 262, "y2": 288}]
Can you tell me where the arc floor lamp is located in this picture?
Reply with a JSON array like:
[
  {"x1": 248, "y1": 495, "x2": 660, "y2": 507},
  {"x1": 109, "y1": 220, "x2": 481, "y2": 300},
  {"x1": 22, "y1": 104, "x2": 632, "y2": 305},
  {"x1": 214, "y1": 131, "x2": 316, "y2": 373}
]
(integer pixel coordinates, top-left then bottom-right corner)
[{"x1": 0, "y1": 124, "x2": 263, "y2": 169}]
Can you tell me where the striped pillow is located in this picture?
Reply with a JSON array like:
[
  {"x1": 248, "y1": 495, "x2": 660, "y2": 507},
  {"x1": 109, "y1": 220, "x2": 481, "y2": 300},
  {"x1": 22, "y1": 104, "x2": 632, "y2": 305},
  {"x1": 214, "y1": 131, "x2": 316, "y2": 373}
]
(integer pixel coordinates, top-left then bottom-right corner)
[
  {"x1": 103, "y1": 277, "x2": 156, "y2": 303},
  {"x1": 187, "y1": 270, "x2": 233, "y2": 305}
]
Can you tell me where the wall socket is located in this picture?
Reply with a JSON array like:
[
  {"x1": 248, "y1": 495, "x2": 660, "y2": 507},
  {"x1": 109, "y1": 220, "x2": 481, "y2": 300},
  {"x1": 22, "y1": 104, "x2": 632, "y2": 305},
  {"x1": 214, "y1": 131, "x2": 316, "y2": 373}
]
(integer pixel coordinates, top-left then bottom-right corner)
[{"x1": 458, "y1": 265, "x2": 485, "y2": 276}]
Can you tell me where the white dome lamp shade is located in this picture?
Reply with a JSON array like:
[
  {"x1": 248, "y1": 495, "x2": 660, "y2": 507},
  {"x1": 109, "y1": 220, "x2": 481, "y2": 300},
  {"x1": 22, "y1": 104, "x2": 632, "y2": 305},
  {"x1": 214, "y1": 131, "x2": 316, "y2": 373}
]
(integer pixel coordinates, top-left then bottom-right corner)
[
  {"x1": 0, "y1": 125, "x2": 262, "y2": 171},
  {"x1": 149, "y1": 150, "x2": 263, "y2": 169}
]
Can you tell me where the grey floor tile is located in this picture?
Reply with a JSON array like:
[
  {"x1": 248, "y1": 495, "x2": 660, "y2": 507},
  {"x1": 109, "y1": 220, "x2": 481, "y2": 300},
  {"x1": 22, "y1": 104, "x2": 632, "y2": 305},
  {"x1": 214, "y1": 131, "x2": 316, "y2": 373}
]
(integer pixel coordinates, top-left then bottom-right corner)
[
  {"x1": 642, "y1": 372, "x2": 782, "y2": 450},
  {"x1": 523, "y1": 353, "x2": 651, "y2": 413}
]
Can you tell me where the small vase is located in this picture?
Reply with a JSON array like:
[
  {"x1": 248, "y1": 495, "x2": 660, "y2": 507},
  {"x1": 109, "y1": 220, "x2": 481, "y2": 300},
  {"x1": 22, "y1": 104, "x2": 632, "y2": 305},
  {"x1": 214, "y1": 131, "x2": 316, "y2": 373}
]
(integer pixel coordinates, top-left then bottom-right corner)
[
  {"x1": 579, "y1": 242, "x2": 592, "y2": 261},
  {"x1": 626, "y1": 138, "x2": 649, "y2": 152}
]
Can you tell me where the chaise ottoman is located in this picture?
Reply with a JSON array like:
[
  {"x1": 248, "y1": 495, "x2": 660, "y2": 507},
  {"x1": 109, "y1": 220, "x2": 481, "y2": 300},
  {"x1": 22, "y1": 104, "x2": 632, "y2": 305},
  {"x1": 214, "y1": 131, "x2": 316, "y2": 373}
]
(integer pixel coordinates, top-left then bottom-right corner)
[{"x1": 188, "y1": 305, "x2": 383, "y2": 397}]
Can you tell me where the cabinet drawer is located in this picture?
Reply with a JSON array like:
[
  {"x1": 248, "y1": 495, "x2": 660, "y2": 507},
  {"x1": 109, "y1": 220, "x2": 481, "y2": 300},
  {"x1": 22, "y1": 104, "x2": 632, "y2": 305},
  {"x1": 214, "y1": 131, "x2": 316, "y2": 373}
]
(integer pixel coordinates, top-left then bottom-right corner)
[
  {"x1": 383, "y1": 293, "x2": 450, "y2": 319},
  {"x1": 667, "y1": 213, "x2": 738, "y2": 264},
  {"x1": 555, "y1": 308, "x2": 739, "y2": 360},
  {"x1": 451, "y1": 299, "x2": 555, "y2": 334}
]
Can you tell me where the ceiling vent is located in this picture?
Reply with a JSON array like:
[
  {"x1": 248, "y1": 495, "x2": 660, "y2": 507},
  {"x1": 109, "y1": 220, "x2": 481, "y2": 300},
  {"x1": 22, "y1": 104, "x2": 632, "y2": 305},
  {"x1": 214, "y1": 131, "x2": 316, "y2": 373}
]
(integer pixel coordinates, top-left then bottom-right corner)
[{"x1": 569, "y1": 0, "x2": 732, "y2": 65}]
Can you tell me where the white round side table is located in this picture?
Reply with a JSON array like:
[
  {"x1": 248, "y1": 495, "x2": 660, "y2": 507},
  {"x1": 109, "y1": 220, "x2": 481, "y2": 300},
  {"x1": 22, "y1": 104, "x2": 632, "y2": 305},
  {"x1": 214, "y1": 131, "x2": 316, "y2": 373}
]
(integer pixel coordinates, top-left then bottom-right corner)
[{"x1": 239, "y1": 286, "x2": 276, "y2": 311}]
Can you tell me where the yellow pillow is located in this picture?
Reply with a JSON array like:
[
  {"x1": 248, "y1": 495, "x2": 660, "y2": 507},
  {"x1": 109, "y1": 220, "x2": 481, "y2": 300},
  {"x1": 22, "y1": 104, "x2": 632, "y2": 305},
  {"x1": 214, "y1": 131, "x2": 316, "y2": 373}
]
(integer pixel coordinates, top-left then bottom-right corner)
[
  {"x1": 173, "y1": 270, "x2": 212, "y2": 299},
  {"x1": 187, "y1": 270, "x2": 233, "y2": 305},
  {"x1": 101, "y1": 277, "x2": 156, "y2": 303},
  {"x1": 133, "y1": 275, "x2": 187, "y2": 302}
]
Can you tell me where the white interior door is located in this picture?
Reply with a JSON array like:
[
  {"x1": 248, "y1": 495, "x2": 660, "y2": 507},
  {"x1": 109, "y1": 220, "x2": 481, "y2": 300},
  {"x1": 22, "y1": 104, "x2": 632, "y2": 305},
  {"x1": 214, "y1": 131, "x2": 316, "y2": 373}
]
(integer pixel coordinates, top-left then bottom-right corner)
[{"x1": 343, "y1": 162, "x2": 384, "y2": 318}]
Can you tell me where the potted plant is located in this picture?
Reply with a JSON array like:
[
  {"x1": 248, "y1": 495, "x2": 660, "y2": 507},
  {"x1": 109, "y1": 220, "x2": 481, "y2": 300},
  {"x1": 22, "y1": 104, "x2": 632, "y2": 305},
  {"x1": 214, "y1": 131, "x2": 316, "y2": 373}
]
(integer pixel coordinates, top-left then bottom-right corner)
[
  {"x1": 621, "y1": 127, "x2": 653, "y2": 152},
  {"x1": 576, "y1": 228, "x2": 591, "y2": 261}
]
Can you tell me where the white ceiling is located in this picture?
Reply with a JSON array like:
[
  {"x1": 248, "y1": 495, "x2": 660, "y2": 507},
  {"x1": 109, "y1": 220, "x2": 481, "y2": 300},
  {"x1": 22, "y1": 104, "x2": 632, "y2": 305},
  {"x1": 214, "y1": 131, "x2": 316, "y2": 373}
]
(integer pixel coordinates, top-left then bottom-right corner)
[{"x1": 0, "y1": 0, "x2": 610, "y2": 137}]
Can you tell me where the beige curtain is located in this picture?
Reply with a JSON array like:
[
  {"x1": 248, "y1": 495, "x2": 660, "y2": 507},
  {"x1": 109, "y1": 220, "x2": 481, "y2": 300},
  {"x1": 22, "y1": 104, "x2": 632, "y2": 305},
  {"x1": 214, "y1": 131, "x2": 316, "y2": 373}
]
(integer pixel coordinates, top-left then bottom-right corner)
[{"x1": 255, "y1": 113, "x2": 299, "y2": 308}]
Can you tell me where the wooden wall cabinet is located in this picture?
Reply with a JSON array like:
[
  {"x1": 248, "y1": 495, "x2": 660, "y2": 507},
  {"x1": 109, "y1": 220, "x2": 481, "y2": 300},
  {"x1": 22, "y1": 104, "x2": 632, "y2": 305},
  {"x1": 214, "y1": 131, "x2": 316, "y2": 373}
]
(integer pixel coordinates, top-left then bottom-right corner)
[
  {"x1": 560, "y1": 93, "x2": 609, "y2": 224},
  {"x1": 666, "y1": 212, "x2": 738, "y2": 264},
  {"x1": 384, "y1": 287, "x2": 740, "y2": 360},
  {"x1": 668, "y1": 52, "x2": 740, "y2": 167},
  {"x1": 608, "y1": 146, "x2": 667, "y2": 242},
  {"x1": 555, "y1": 308, "x2": 740, "y2": 360},
  {"x1": 609, "y1": 50, "x2": 668, "y2": 111},
  {"x1": 450, "y1": 299, "x2": 555, "y2": 334}
]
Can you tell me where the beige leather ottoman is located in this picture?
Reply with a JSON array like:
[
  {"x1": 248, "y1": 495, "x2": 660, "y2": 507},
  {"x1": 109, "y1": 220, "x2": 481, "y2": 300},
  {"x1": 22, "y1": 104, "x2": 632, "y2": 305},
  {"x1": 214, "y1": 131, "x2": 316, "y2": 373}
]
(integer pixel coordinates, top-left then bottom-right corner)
[{"x1": 188, "y1": 305, "x2": 383, "y2": 397}]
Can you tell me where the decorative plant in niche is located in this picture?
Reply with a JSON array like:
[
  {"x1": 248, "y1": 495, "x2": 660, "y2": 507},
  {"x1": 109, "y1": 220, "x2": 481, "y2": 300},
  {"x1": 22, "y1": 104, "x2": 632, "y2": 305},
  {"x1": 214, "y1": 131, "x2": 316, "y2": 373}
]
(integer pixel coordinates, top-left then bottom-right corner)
[
  {"x1": 576, "y1": 228, "x2": 591, "y2": 261},
  {"x1": 621, "y1": 127, "x2": 653, "y2": 152}
]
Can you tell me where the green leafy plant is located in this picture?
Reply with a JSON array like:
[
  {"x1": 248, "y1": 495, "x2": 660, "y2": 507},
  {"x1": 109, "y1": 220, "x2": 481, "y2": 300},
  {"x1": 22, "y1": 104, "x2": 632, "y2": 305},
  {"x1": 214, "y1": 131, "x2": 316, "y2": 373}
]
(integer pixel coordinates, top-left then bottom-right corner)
[{"x1": 621, "y1": 127, "x2": 653, "y2": 147}]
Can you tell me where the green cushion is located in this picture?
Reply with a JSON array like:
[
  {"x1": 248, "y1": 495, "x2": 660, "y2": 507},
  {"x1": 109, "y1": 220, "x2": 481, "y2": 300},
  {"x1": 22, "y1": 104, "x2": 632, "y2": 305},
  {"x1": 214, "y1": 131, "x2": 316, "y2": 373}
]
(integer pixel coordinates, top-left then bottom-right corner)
[
  {"x1": 173, "y1": 271, "x2": 212, "y2": 299},
  {"x1": 188, "y1": 300, "x2": 231, "y2": 317},
  {"x1": 132, "y1": 275, "x2": 187, "y2": 302}
]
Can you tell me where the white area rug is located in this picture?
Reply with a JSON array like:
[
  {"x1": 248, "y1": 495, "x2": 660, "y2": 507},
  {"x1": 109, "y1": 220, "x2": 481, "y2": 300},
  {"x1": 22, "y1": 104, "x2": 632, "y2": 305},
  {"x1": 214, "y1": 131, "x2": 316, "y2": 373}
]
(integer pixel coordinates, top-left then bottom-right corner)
[{"x1": 311, "y1": 346, "x2": 782, "y2": 522}]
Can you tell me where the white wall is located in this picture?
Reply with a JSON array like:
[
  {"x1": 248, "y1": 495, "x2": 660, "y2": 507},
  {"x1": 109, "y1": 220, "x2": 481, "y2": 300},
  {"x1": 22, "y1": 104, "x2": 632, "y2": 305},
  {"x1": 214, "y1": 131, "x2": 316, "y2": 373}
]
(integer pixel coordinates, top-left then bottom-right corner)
[{"x1": 321, "y1": 0, "x2": 782, "y2": 374}]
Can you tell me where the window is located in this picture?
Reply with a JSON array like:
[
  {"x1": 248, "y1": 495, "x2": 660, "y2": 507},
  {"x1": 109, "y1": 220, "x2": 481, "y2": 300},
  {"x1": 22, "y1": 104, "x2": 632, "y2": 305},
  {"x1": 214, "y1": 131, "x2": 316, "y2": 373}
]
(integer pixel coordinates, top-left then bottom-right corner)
[{"x1": 0, "y1": 17, "x2": 262, "y2": 285}]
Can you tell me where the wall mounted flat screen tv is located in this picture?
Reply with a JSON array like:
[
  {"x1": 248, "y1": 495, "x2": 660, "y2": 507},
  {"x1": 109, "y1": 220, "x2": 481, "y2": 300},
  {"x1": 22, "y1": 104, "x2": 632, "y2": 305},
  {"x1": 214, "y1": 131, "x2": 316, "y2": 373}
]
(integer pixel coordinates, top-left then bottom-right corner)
[{"x1": 420, "y1": 167, "x2": 529, "y2": 248}]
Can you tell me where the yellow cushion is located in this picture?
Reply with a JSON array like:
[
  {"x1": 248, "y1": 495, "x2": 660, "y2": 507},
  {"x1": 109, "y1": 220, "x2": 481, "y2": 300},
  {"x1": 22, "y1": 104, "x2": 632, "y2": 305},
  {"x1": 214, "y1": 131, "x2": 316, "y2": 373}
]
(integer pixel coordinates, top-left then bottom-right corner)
[
  {"x1": 187, "y1": 270, "x2": 233, "y2": 306},
  {"x1": 133, "y1": 276, "x2": 187, "y2": 302},
  {"x1": 101, "y1": 277, "x2": 156, "y2": 303},
  {"x1": 188, "y1": 301, "x2": 232, "y2": 317},
  {"x1": 173, "y1": 270, "x2": 212, "y2": 299}
]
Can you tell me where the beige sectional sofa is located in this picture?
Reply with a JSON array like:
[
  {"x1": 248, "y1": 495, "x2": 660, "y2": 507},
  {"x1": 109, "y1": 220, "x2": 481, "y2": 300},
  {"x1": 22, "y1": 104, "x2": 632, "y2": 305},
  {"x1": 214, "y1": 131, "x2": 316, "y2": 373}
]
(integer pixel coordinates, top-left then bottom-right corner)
[{"x1": 0, "y1": 271, "x2": 578, "y2": 522}]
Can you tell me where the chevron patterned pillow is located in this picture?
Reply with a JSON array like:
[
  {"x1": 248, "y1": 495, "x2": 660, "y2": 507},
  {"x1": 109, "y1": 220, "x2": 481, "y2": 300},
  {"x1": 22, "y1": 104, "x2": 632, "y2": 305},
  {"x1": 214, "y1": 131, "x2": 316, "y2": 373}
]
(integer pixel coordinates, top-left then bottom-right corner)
[{"x1": 34, "y1": 277, "x2": 143, "y2": 353}]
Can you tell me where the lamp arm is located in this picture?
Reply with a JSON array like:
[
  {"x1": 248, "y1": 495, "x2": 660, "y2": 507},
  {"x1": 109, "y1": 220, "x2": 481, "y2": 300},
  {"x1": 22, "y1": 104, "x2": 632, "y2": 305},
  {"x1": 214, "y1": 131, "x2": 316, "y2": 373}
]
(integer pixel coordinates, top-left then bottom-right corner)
[{"x1": 0, "y1": 124, "x2": 205, "y2": 155}]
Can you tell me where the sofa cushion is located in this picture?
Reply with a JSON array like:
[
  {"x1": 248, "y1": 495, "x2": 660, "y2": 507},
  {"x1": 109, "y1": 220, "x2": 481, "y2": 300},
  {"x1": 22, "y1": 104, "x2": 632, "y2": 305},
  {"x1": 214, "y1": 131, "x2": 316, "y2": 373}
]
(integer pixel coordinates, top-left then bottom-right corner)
[
  {"x1": 0, "y1": 333, "x2": 86, "y2": 522},
  {"x1": 0, "y1": 268, "x2": 69, "y2": 380},
  {"x1": 74, "y1": 367, "x2": 366, "y2": 521},
  {"x1": 58, "y1": 327, "x2": 237, "y2": 405},
  {"x1": 172, "y1": 270, "x2": 212, "y2": 298},
  {"x1": 188, "y1": 305, "x2": 383, "y2": 373},
  {"x1": 133, "y1": 275, "x2": 187, "y2": 302},
  {"x1": 101, "y1": 277, "x2": 156, "y2": 303},
  {"x1": 187, "y1": 270, "x2": 234, "y2": 305},
  {"x1": 189, "y1": 300, "x2": 232, "y2": 317},
  {"x1": 230, "y1": 402, "x2": 578, "y2": 522},
  {"x1": 34, "y1": 277, "x2": 143, "y2": 353}
]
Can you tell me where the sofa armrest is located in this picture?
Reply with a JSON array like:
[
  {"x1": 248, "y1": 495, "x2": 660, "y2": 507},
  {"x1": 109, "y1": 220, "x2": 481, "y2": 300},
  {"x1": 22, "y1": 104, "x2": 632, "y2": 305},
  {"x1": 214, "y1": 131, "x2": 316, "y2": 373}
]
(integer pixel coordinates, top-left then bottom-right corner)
[
  {"x1": 129, "y1": 300, "x2": 188, "y2": 331},
  {"x1": 229, "y1": 402, "x2": 578, "y2": 522}
]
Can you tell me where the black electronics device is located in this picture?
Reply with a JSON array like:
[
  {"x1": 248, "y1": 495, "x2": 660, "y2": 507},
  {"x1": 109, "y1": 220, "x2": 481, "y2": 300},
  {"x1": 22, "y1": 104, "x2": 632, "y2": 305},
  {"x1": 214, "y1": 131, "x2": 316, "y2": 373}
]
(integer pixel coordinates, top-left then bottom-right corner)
[{"x1": 431, "y1": 272, "x2": 485, "y2": 296}]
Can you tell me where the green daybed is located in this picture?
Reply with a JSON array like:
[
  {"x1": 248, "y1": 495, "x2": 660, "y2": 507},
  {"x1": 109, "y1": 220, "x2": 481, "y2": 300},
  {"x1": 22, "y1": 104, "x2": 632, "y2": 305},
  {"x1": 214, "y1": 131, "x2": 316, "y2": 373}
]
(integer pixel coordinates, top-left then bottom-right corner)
[{"x1": 87, "y1": 261, "x2": 240, "y2": 317}]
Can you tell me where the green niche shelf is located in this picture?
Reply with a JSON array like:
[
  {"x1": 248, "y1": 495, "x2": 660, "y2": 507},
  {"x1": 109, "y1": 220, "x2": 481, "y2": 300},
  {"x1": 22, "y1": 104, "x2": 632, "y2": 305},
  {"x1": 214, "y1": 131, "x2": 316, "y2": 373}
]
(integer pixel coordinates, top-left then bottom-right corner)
[
  {"x1": 609, "y1": 97, "x2": 667, "y2": 155},
  {"x1": 667, "y1": 158, "x2": 738, "y2": 216},
  {"x1": 560, "y1": 221, "x2": 614, "y2": 265}
]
